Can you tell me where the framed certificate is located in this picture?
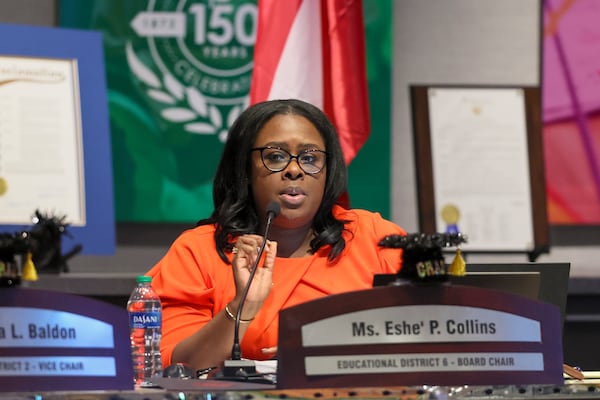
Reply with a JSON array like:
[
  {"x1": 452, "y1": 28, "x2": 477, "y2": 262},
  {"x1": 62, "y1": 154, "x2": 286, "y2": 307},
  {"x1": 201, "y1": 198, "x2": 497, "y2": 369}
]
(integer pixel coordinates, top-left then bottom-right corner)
[
  {"x1": 0, "y1": 24, "x2": 114, "y2": 255},
  {"x1": 0, "y1": 55, "x2": 85, "y2": 226},
  {"x1": 410, "y1": 85, "x2": 549, "y2": 260}
]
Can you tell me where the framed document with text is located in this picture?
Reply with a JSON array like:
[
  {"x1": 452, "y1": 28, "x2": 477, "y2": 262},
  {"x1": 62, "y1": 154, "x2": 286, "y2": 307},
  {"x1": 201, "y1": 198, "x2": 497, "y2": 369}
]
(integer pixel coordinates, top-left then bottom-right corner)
[
  {"x1": 410, "y1": 85, "x2": 549, "y2": 260},
  {"x1": 0, "y1": 24, "x2": 114, "y2": 255},
  {"x1": 0, "y1": 55, "x2": 85, "y2": 226}
]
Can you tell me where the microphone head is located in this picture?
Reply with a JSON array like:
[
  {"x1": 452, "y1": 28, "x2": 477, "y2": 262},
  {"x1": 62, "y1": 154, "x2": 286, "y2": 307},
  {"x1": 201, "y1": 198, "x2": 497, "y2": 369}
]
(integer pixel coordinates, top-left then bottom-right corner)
[{"x1": 266, "y1": 201, "x2": 281, "y2": 218}]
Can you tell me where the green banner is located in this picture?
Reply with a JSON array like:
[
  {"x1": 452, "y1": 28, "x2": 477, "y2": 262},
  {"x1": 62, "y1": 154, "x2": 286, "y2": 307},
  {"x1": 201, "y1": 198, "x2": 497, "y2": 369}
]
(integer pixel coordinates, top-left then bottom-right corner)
[{"x1": 59, "y1": 0, "x2": 391, "y2": 222}]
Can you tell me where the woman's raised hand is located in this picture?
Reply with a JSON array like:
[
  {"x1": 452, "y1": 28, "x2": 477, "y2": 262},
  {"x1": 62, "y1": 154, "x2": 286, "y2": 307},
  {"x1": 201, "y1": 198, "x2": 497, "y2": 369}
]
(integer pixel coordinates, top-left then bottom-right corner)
[{"x1": 230, "y1": 234, "x2": 277, "y2": 316}]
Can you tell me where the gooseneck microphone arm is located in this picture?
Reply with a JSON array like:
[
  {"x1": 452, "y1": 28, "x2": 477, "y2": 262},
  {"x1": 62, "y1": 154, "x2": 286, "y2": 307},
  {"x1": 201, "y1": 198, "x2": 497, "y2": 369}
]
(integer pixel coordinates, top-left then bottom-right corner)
[{"x1": 231, "y1": 201, "x2": 281, "y2": 362}]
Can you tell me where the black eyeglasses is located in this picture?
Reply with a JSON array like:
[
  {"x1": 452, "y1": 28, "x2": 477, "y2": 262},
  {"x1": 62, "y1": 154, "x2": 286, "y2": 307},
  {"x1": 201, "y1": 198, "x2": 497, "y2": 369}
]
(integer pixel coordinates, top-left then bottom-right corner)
[{"x1": 251, "y1": 146, "x2": 327, "y2": 174}]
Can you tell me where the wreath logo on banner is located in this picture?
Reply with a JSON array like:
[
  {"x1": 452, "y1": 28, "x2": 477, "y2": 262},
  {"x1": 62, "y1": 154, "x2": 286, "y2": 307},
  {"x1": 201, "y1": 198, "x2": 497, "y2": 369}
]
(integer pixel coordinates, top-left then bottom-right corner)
[
  {"x1": 126, "y1": 42, "x2": 246, "y2": 142},
  {"x1": 126, "y1": 1, "x2": 257, "y2": 142}
]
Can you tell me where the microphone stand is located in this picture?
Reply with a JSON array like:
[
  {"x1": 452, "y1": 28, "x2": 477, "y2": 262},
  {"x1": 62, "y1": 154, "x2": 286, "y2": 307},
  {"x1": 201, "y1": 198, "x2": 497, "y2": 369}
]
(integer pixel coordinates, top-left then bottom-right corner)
[{"x1": 220, "y1": 202, "x2": 280, "y2": 381}]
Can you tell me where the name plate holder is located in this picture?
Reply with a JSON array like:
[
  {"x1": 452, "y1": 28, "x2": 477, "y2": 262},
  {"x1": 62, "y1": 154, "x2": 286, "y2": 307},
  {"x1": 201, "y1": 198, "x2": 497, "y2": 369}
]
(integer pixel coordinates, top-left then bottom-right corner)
[
  {"x1": 277, "y1": 284, "x2": 563, "y2": 389},
  {"x1": 0, "y1": 287, "x2": 133, "y2": 392}
]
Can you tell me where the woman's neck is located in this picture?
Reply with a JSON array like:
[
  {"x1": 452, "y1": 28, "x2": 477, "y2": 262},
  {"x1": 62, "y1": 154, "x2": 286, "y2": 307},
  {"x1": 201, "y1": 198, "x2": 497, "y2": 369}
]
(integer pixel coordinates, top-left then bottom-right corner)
[{"x1": 268, "y1": 225, "x2": 314, "y2": 258}]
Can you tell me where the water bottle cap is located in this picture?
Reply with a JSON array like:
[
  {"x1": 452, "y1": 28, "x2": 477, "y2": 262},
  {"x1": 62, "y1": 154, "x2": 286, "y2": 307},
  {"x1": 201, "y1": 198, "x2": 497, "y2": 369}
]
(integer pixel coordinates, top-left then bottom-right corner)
[{"x1": 136, "y1": 275, "x2": 152, "y2": 283}]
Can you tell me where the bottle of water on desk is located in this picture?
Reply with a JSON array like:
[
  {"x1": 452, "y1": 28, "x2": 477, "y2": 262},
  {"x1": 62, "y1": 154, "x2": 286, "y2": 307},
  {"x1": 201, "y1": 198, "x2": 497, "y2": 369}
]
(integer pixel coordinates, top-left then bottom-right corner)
[{"x1": 127, "y1": 275, "x2": 162, "y2": 387}]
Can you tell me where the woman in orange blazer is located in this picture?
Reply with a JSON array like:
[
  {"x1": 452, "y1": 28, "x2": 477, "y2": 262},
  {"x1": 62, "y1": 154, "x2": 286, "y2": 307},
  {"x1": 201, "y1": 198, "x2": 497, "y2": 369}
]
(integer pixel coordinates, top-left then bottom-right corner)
[{"x1": 147, "y1": 99, "x2": 405, "y2": 371}]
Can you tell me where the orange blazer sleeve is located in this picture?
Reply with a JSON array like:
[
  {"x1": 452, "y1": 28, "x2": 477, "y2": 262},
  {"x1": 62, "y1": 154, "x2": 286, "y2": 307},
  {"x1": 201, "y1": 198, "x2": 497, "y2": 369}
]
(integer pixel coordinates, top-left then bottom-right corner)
[{"x1": 146, "y1": 225, "x2": 236, "y2": 366}]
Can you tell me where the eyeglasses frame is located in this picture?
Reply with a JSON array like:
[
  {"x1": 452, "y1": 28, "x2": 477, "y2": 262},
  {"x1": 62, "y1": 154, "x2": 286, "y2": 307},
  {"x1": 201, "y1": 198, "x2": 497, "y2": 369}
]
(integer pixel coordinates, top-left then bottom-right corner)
[{"x1": 250, "y1": 146, "x2": 328, "y2": 174}]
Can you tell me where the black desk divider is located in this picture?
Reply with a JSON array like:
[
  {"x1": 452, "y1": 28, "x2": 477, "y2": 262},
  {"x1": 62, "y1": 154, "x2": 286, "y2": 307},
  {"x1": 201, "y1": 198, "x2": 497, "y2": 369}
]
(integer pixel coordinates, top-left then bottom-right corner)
[
  {"x1": 0, "y1": 287, "x2": 133, "y2": 392},
  {"x1": 277, "y1": 283, "x2": 564, "y2": 389}
]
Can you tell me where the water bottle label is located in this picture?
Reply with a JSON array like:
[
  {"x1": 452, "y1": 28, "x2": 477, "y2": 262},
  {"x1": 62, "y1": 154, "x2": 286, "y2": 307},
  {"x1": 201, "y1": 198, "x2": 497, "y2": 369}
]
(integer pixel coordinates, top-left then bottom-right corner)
[{"x1": 129, "y1": 312, "x2": 161, "y2": 328}]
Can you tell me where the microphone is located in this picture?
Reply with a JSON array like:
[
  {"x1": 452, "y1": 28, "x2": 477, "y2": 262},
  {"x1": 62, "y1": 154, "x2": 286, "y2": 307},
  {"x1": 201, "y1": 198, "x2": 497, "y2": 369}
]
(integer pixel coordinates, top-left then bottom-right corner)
[{"x1": 220, "y1": 201, "x2": 280, "y2": 380}]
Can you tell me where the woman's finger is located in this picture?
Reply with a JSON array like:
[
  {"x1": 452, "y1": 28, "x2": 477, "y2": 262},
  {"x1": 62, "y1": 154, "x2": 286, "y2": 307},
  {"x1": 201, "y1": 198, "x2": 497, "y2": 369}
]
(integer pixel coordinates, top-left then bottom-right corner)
[
  {"x1": 261, "y1": 346, "x2": 277, "y2": 355},
  {"x1": 263, "y1": 240, "x2": 277, "y2": 270},
  {"x1": 233, "y1": 235, "x2": 263, "y2": 265}
]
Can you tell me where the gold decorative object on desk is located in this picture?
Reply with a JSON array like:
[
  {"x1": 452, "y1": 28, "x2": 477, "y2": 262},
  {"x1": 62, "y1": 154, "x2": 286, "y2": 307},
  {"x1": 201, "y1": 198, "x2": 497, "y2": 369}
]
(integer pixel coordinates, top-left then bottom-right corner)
[
  {"x1": 378, "y1": 232, "x2": 468, "y2": 283},
  {"x1": 0, "y1": 210, "x2": 81, "y2": 287}
]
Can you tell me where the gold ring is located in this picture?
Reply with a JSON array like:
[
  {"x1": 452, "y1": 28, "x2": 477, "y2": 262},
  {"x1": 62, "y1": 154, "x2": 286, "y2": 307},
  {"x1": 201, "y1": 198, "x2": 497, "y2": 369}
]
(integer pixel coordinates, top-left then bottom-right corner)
[{"x1": 232, "y1": 246, "x2": 238, "y2": 254}]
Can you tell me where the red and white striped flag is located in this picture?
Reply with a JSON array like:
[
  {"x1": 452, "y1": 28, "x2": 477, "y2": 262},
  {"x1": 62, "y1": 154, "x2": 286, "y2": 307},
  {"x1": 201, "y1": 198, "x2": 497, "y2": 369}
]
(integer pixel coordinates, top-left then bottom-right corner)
[{"x1": 250, "y1": 0, "x2": 370, "y2": 166}]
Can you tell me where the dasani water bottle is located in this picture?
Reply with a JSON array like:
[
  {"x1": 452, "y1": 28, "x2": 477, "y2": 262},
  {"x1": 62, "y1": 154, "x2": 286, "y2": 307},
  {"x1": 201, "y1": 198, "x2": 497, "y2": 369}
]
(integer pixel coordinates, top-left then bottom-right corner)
[{"x1": 127, "y1": 275, "x2": 162, "y2": 387}]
